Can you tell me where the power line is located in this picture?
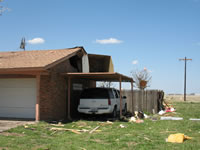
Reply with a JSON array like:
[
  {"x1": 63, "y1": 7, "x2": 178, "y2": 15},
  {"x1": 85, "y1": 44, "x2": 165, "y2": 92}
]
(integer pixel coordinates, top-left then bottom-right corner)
[{"x1": 179, "y1": 57, "x2": 192, "y2": 101}]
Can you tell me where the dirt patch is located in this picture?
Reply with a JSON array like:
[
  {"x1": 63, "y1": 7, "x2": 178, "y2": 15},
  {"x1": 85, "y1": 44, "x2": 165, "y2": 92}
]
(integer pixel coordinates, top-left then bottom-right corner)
[
  {"x1": 0, "y1": 132, "x2": 24, "y2": 137},
  {"x1": 0, "y1": 120, "x2": 35, "y2": 132},
  {"x1": 165, "y1": 95, "x2": 200, "y2": 102}
]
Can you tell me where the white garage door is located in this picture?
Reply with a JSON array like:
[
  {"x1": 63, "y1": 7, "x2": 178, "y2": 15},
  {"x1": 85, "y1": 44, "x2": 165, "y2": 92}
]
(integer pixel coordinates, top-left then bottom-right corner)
[{"x1": 0, "y1": 78, "x2": 36, "y2": 119}]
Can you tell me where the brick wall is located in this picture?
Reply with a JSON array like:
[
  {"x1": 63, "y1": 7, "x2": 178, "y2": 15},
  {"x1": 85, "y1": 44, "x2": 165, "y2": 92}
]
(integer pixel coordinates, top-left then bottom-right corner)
[
  {"x1": 39, "y1": 58, "x2": 96, "y2": 120},
  {"x1": 39, "y1": 59, "x2": 78, "y2": 120}
]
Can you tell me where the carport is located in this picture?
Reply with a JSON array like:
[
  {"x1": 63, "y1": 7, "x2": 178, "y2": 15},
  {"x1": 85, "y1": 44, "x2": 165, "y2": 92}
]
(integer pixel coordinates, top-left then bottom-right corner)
[{"x1": 63, "y1": 72, "x2": 134, "y2": 119}]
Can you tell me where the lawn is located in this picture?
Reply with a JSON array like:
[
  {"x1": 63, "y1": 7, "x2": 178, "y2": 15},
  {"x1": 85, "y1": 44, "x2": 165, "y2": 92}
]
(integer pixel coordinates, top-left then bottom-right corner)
[{"x1": 0, "y1": 101, "x2": 200, "y2": 150}]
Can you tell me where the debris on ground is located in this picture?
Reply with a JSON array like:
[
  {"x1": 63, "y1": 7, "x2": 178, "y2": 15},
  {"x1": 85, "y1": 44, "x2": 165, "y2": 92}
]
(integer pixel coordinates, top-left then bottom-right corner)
[
  {"x1": 158, "y1": 101, "x2": 176, "y2": 115},
  {"x1": 106, "y1": 121, "x2": 113, "y2": 124},
  {"x1": 165, "y1": 107, "x2": 175, "y2": 113},
  {"x1": 129, "y1": 117, "x2": 136, "y2": 122},
  {"x1": 166, "y1": 133, "x2": 192, "y2": 143},
  {"x1": 189, "y1": 118, "x2": 200, "y2": 121},
  {"x1": 99, "y1": 121, "x2": 113, "y2": 126},
  {"x1": 135, "y1": 119, "x2": 144, "y2": 123},
  {"x1": 158, "y1": 110, "x2": 166, "y2": 115},
  {"x1": 79, "y1": 147, "x2": 87, "y2": 150},
  {"x1": 51, "y1": 124, "x2": 64, "y2": 127},
  {"x1": 50, "y1": 127, "x2": 89, "y2": 134},
  {"x1": 24, "y1": 125, "x2": 36, "y2": 130},
  {"x1": 160, "y1": 117, "x2": 183, "y2": 120},
  {"x1": 149, "y1": 116, "x2": 159, "y2": 121},
  {"x1": 119, "y1": 124, "x2": 126, "y2": 128},
  {"x1": 144, "y1": 113, "x2": 149, "y2": 119},
  {"x1": 134, "y1": 111, "x2": 144, "y2": 119},
  {"x1": 129, "y1": 116, "x2": 144, "y2": 123},
  {"x1": 89, "y1": 126, "x2": 100, "y2": 134}
]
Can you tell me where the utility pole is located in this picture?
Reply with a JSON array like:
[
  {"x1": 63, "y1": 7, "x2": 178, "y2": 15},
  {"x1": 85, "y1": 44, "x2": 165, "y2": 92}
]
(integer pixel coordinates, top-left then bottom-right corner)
[{"x1": 179, "y1": 57, "x2": 192, "y2": 101}]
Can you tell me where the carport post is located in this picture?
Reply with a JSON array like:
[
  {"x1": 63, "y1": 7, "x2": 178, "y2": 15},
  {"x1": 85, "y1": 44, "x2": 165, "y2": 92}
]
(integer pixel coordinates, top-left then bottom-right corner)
[
  {"x1": 36, "y1": 74, "x2": 40, "y2": 121},
  {"x1": 119, "y1": 75, "x2": 122, "y2": 118},
  {"x1": 131, "y1": 81, "x2": 134, "y2": 114},
  {"x1": 67, "y1": 77, "x2": 71, "y2": 120}
]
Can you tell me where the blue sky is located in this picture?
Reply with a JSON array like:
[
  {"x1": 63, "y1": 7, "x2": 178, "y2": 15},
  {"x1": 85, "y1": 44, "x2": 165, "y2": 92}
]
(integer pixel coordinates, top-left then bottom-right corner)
[{"x1": 0, "y1": 0, "x2": 200, "y2": 94}]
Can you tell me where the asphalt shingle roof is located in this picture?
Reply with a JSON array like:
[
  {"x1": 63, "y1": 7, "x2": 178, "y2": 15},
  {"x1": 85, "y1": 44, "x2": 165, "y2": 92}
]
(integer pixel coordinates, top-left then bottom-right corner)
[{"x1": 0, "y1": 47, "x2": 83, "y2": 69}]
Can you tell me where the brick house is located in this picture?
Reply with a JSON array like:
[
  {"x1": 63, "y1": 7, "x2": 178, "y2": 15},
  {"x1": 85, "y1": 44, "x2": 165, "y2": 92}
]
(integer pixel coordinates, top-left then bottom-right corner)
[
  {"x1": 0, "y1": 46, "x2": 133, "y2": 121},
  {"x1": 0, "y1": 47, "x2": 93, "y2": 121}
]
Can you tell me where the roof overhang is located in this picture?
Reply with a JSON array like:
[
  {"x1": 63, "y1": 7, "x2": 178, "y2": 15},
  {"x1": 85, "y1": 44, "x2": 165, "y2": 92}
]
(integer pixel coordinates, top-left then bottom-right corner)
[
  {"x1": 44, "y1": 47, "x2": 87, "y2": 69},
  {"x1": 62, "y1": 72, "x2": 134, "y2": 82},
  {"x1": 0, "y1": 67, "x2": 48, "y2": 75}
]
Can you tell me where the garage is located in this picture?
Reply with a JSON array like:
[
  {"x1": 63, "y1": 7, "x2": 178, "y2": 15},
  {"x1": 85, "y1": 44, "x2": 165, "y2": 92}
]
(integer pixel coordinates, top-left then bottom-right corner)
[{"x1": 0, "y1": 78, "x2": 36, "y2": 119}]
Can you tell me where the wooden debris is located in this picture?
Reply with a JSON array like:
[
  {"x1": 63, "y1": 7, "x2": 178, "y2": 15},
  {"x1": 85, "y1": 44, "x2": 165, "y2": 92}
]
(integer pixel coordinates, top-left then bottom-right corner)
[
  {"x1": 50, "y1": 131, "x2": 57, "y2": 135},
  {"x1": 50, "y1": 127, "x2": 81, "y2": 134},
  {"x1": 50, "y1": 127, "x2": 90, "y2": 134},
  {"x1": 89, "y1": 126, "x2": 100, "y2": 134},
  {"x1": 99, "y1": 121, "x2": 113, "y2": 126},
  {"x1": 119, "y1": 124, "x2": 125, "y2": 128},
  {"x1": 24, "y1": 125, "x2": 36, "y2": 130},
  {"x1": 51, "y1": 124, "x2": 65, "y2": 127}
]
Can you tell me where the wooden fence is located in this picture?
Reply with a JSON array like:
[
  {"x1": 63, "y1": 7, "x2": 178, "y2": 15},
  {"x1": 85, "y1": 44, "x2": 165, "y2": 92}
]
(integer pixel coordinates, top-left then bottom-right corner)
[{"x1": 122, "y1": 90, "x2": 164, "y2": 114}]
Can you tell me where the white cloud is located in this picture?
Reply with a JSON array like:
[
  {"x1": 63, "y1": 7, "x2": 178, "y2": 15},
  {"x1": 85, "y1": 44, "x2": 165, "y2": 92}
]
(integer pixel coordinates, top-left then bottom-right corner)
[
  {"x1": 96, "y1": 38, "x2": 123, "y2": 44},
  {"x1": 28, "y1": 38, "x2": 45, "y2": 44},
  {"x1": 132, "y1": 60, "x2": 138, "y2": 65}
]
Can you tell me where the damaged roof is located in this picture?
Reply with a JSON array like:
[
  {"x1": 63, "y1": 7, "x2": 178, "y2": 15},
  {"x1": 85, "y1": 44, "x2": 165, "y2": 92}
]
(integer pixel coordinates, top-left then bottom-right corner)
[{"x1": 0, "y1": 47, "x2": 86, "y2": 70}]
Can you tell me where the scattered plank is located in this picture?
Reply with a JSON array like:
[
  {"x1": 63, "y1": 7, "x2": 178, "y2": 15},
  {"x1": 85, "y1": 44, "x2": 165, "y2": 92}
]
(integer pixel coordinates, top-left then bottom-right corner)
[
  {"x1": 50, "y1": 127, "x2": 90, "y2": 134},
  {"x1": 89, "y1": 126, "x2": 100, "y2": 134},
  {"x1": 51, "y1": 124, "x2": 65, "y2": 127},
  {"x1": 50, "y1": 127, "x2": 81, "y2": 134}
]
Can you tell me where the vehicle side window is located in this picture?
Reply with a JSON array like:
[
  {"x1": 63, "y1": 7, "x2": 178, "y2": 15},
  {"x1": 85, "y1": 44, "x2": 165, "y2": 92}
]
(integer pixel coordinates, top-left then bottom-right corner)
[
  {"x1": 114, "y1": 90, "x2": 119, "y2": 98},
  {"x1": 108, "y1": 90, "x2": 114, "y2": 98},
  {"x1": 81, "y1": 88, "x2": 109, "y2": 99}
]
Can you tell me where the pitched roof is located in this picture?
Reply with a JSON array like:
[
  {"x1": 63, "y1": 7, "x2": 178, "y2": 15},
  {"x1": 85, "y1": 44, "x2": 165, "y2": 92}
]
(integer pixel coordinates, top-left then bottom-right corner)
[{"x1": 0, "y1": 47, "x2": 85, "y2": 70}]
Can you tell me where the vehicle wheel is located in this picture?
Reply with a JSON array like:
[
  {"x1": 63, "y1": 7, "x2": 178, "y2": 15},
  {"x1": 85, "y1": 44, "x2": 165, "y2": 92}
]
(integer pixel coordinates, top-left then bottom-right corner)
[
  {"x1": 123, "y1": 104, "x2": 127, "y2": 116},
  {"x1": 112, "y1": 107, "x2": 117, "y2": 118}
]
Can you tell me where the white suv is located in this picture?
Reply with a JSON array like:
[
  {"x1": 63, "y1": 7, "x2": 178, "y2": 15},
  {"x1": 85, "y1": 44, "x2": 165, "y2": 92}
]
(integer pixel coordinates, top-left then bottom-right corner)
[{"x1": 77, "y1": 88, "x2": 127, "y2": 117}]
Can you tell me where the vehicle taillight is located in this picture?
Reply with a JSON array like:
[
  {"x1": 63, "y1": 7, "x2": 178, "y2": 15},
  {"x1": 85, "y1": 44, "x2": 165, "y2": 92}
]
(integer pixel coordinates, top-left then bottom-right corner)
[{"x1": 108, "y1": 99, "x2": 111, "y2": 105}]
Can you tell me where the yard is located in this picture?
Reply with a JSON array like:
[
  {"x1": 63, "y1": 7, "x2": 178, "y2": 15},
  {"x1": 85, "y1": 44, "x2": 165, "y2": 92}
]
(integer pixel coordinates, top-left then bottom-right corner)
[{"x1": 0, "y1": 100, "x2": 200, "y2": 150}]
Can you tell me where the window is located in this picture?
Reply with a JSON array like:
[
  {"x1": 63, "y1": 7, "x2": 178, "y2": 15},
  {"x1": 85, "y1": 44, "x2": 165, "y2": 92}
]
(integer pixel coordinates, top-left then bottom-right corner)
[{"x1": 80, "y1": 88, "x2": 109, "y2": 99}]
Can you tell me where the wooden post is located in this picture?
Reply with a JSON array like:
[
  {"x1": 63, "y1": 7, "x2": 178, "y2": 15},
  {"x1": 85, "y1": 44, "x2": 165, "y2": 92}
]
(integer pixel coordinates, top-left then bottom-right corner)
[
  {"x1": 67, "y1": 77, "x2": 71, "y2": 120},
  {"x1": 131, "y1": 81, "x2": 134, "y2": 114},
  {"x1": 119, "y1": 76, "x2": 122, "y2": 118},
  {"x1": 36, "y1": 74, "x2": 40, "y2": 121}
]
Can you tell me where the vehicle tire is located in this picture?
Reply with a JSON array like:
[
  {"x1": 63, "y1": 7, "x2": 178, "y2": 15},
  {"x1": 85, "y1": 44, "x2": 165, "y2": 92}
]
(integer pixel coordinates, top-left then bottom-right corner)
[
  {"x1": 112, "y1": 107, "x2": 117, "y2": 118},
  {"x1": 123, "y1": 104, "x2": 127, "y2": 116}
]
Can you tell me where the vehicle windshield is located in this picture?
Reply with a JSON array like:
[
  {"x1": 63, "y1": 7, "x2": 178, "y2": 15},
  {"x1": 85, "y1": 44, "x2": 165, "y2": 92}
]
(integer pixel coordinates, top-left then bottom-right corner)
[{"x1": 80, "y1": 88, "x2": 109, "y2": 99}]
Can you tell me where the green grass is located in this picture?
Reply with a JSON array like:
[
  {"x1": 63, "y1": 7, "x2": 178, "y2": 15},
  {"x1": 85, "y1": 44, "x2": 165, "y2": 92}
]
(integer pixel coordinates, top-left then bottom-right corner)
[{"x1": 0, "y1": 102, "x2": 200, "y2": 150}]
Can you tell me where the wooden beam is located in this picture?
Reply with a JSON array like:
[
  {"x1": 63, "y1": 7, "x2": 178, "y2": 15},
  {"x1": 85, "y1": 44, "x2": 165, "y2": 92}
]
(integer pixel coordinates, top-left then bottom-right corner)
[
  {"x1": 67, "y1": 77, "x2": 71, "y2": 120},
  {"x1": 0, "y1": 75, "x2": 35, "y2": 78},
  {"x1": 36, "y1": 74, "x2": 41, "y2": 121},
  {"x1": 119, "y1": 75, "x2": 122, "y2": 118}
]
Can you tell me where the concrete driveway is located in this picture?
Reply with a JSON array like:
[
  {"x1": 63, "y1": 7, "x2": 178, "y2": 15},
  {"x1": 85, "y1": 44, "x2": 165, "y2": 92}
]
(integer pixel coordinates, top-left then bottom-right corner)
[{"x1": 0, "y1": 120, "x2": 35, "y2": 132}]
